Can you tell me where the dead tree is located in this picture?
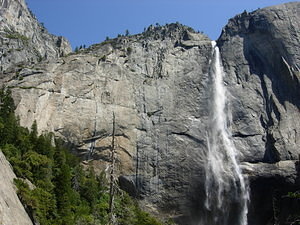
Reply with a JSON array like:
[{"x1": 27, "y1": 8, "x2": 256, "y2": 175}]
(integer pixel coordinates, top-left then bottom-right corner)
[{"x1": 109, "y1": 112, "x2": 116, "y2": 224}]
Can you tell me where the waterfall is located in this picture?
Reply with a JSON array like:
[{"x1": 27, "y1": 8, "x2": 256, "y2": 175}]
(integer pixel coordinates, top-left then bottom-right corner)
[{"x1": 203, "y1": 41, "x2": 249, "y2": 225}]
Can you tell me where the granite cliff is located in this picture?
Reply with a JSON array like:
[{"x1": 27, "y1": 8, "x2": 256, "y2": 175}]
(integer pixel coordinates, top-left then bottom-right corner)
[
  {"x1": 218, "y1": 3, "x2": 300, "y2": 224},
  {"x1": 5, "y1": 24, "x2": 213, "y2": 223},
  {"x1": 0, "y1": 0, "x2": 71, "y2": 75},
  {"x1": 0, "y1": 1, "x2": 299, "y2": 225}
]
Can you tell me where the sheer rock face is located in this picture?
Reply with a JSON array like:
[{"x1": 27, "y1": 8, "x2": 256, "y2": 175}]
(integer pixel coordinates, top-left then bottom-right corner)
[
  {"x1": 6, "y1": 24, "x2": 213, "y2": 221},
  {"x1": 0, "y1": 151, "x2": 33, "y2": 225},
  {"x1": 218, "y1": 2, "x2": 300, "y2": 224},
  {"x1": 0, "y1": 0, "x2": 71, "y2": 75},
  {"x1": 0, "y1": 1, "x2": 300, "y2": 225},
  {"x1": 218, "y1": 2, "x2": 300, "y2": 164}
]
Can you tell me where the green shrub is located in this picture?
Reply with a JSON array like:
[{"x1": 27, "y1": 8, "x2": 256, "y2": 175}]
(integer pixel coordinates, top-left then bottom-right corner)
[
  {"x1": 5, "y1": 31, "x2": 29, "y2": 45},
  {"x1": 287, "y1": 191, "x2": 300, "y2": 199},
  {"x1": 127, "y1": 47, "x2": 132, "y2": 55}
]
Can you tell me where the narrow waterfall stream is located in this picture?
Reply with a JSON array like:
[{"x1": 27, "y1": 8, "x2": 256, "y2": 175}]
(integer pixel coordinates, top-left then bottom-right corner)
[{"x1": 203, "y1": 41, "x2": 249, "y2": 225}]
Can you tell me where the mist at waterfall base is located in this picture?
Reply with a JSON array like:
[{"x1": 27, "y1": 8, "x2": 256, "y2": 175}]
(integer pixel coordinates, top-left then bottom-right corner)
[{"x1": 197, "y1": 41, "x2": 249, "y2": 225}]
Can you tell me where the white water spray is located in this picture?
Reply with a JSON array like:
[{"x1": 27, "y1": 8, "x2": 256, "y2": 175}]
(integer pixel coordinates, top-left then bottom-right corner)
[{"x1": 204, "y1": 41, "x2": 249, "y2": 225}]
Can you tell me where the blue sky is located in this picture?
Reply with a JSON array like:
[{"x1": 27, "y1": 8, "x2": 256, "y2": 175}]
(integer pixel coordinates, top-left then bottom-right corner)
[{"x1": 26, "y1": 0, "x2": 294, "y2": 49}]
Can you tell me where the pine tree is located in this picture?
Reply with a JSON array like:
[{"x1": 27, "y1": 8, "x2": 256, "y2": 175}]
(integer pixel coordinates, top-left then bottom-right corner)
[
  {"x1": 53, "y1": 147, "x2": 74, "y2": 224},
  {"x1": 0, "y1": 87, "x2": 15, "y2": 118},
  {"x1": 29, "y1": 120, "x2": 38, "y2": 145},
  {"x1": 0, "y1": 87, "x2": 19, "y2": 145}
]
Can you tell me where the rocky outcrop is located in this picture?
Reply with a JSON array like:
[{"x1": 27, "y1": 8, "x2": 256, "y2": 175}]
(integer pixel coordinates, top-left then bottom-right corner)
[
  {"x1": 218, "y1": 2, "x2": 300, "y2": 224},
  {"x1": 0, "y1": 0, "x2": 72, "y2": 75},
  {"x1": 0, "y1": 1, "x2": 299, "y2": 225},
  {"x1": 0, "y1": 151, "x2": 33, "y2": 225},
  {"x1": 243, "y1": 161, "x2": 299, "y2": 225},
  {"x1": 218, "y1": 2, "x2": 300, "y2": 163}
]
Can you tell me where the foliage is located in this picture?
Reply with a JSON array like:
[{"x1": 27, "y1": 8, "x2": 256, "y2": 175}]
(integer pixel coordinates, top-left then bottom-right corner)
[
  {"x1": 100, "y1": 55, "x2": 107, "y2": 62},
  {"x1": 287, "y1": 191, "x2": 300, "y2": 199},
  {"x1": 74, "y1": 45, "x2": 86, "y2": 53},
  {"x1": 126, "y1": 47, "x2": 132, "y2": 55},
  {"x1": 0, "y1": 86, "x2": 166, "y2": 225},
  {"x1": 5, "y1": 31, "x2": 29, "y2": 44}
]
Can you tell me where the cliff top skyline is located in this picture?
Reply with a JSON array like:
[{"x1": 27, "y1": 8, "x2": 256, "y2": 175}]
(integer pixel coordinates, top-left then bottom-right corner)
[{"x1": 26, "y1": 0, "x2": 293, "y2": 49}]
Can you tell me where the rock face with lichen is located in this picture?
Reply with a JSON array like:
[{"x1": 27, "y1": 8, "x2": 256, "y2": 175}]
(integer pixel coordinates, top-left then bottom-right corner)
[{"x1": 0, "y1": 1, "x2": 299, "y2": 225}]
